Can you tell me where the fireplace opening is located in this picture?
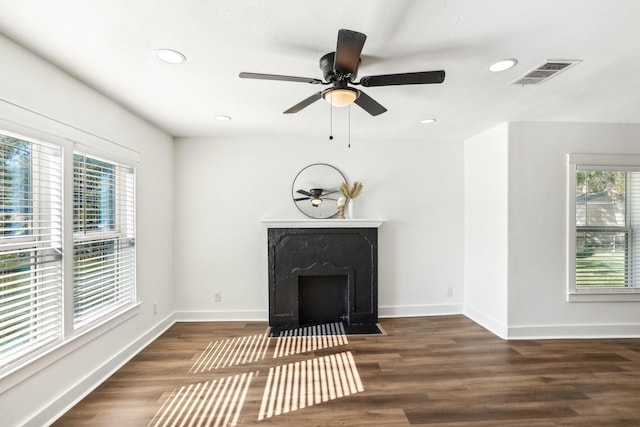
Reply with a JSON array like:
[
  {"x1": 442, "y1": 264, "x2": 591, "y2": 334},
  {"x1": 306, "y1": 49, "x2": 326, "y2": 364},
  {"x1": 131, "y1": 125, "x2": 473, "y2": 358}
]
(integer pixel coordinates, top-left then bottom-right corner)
[{"x1": 298, "y1": 275, "x2": 348, "y2": 327}]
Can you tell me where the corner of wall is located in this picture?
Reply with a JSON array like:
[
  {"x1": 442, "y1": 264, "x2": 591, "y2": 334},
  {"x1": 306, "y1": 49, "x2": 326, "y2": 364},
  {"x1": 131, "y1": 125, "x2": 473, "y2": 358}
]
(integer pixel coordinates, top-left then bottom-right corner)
[
  {"x1": 463, "y1": 123, "x2": 510, "y2": 332},
  {"x1": 462, "y1": 304, "x2": 508, "y2": 340}
]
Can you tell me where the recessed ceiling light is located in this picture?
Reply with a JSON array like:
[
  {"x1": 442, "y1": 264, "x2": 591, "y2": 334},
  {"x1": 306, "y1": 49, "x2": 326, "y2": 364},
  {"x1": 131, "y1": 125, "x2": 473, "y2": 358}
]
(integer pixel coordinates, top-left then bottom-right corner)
[
  {"x1": 155, "y1": 49, "x2": 186, "y2": 64},
  {"x1": 420, "y1": 118, "x2": 437, "y2": 124},
  {"x1": 214, "y1": 115, "x2": 232, "y2": 121},
  {"x1": 489, "y1": 59, "x2": 517, "y2": 72}
]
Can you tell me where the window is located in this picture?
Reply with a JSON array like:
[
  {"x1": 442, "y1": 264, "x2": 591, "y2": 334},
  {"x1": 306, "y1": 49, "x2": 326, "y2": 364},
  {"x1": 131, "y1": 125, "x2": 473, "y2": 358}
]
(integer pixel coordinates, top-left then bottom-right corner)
[
  {"x1": 0, "y1": 134, "x2": 63, "y2": 370},
  {"x1": 73, "y1": 154, "x2": 135, "y2": 329},
  {"x1": 0, "y1": 129, "x2": 136, "y2": 375},
  {"x1": 568, "y1": 154, "x2": 640, "y2": 301}
]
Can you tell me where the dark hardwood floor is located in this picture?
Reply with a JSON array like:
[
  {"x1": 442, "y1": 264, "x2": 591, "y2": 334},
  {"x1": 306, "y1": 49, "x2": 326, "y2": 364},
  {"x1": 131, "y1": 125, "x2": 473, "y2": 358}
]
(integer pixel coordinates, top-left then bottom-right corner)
[{"x1": 53, "y1": 315, "x2": 640, "y2": 426}]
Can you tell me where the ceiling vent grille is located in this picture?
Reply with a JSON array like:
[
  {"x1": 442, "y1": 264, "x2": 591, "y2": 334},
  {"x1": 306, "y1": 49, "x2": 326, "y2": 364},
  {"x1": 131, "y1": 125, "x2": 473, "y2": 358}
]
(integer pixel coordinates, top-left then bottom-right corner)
[{"x1": 511, "y1": 60, "x2": 581, "y2": 86}]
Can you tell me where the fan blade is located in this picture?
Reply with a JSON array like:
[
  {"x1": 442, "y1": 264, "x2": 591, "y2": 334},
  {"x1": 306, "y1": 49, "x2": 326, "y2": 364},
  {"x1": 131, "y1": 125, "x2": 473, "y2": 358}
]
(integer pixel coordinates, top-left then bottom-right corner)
[
  {"x1": 359, "y1": 70, "x2": 445, "y2": 87},
  {"x1": 239, "y1": 72, "x2": 323, "y2": 84},
  {"x1": 354, "y1": 90, "x2": 387, "y2": 116},
  {"x1": 320, "y1": 190, "x2": 339, "y2": 197},
  {"x1": 284, "y1": 92, "x2": 323, "y2": 114},
  {"x1": 334, "y1": 29, "x2": 366, "y2": 76},
  {"x1": 294, "y1": 197, "x2": 312, "y2": 201},
  {"x1": 296, "y1": 189, "x2": 313, "y2": 197}
]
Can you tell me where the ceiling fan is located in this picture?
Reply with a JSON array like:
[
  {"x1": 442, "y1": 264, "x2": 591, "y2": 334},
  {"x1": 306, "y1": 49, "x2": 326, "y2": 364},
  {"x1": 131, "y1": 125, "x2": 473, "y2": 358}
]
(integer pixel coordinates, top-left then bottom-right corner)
[
  {"x1": 239, "y1": 29, "x2": 445, "y2": 116},
  {"x1": 294, "y1": 188, "x2": 338, "y2": 206}
]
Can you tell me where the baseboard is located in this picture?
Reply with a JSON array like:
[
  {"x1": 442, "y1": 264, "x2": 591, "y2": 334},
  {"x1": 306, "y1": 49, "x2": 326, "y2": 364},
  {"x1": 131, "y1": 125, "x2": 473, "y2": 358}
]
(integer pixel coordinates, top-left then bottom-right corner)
[
  {"x1": 506, "y1": 322, "x2": 640, "y2": 339},
  {"x1": 30, "y1": 314, "x2": 176, "y2": 427},
  {"x1": 175, "y1": 310, "x2": 268, "y2": 322},
  {"x1": 462, "y1": 304, "x2": 509, "y2": 339},
  {"x1": 175, "y1": 306, "x2": 464, "y2": 323},
  {"x1": 378, "y1": 303, "x2": 463, "y2": 318},
  {"x1": 462, "y1": 304, "x2": 640, "y2": 339}
]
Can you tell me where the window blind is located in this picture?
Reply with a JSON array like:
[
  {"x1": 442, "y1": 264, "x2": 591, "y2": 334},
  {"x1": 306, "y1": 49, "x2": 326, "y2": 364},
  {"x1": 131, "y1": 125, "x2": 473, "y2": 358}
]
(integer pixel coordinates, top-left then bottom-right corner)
[
  {"x1": 73, "y1": 153, "x2": 135, "y2": 329},
  {"x1": 575, "y1": 169, "x2": 640, "y2": 288},
  {"x1": 0, "y1": 135, "x2": 63, "y2": 371}
]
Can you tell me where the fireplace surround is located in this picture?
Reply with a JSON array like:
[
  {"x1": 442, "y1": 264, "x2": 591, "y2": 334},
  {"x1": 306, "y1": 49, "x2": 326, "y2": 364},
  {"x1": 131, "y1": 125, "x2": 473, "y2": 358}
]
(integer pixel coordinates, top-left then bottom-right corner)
[{"x1": 263, "y1": 219, "x2": 385, "y2": 334}]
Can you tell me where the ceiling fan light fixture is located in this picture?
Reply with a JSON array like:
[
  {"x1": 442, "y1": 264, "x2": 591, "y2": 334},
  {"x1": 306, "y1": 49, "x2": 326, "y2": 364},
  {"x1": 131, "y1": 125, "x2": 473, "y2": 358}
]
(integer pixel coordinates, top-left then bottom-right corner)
[
  {"x1": 323, "y1": 88, "x2": 359, "y2": 107},
  {"x1": 311, "y1": 198, "x2": 322, "y2": 207},
  {"x1": 420, "y1": 118, "x2": 437, "y2": 124},
  {"x1": 489, "y1": 59, "x2": 518, "y2": 72}
]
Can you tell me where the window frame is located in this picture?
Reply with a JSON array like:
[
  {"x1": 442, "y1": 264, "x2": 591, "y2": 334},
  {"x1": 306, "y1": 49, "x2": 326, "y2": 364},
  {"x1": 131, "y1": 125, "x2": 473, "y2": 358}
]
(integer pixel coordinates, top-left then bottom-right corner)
[{"x1": 567, "y1": 153, "x2": 640, "y2": 302}]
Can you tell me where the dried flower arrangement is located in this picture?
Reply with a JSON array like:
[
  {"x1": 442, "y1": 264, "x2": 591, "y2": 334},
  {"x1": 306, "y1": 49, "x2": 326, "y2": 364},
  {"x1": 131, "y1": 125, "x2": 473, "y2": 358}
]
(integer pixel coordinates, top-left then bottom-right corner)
[{"x1": 340, "y1": 181, "x2": 363, "y2": 199}]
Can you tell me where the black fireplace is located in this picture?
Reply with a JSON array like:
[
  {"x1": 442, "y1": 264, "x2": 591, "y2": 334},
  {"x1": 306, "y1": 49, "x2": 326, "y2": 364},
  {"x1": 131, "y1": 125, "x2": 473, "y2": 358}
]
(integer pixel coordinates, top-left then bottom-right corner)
[{"x1": 267, "y1": 227, "x2": 378, "y2": 333}]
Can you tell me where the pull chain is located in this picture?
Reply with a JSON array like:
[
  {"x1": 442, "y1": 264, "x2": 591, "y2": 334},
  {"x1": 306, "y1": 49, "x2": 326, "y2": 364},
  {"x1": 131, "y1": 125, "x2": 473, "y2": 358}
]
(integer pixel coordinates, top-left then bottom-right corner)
[
  {"x1": 329, "y1": 92, "x2": 334, "y2": 141},
  {"x1": 348, "y1": 104, "x2": 351, "y2": 148}
]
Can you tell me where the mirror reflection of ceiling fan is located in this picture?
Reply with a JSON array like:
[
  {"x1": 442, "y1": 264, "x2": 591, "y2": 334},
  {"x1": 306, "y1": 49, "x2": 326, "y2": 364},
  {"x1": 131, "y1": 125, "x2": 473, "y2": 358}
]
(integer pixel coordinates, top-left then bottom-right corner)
[
  {"x1": 240, "y1": 29, "x2": 445, "y2": 116},
  {"x1": 294, "y1": 188, "x2": 339, "y2": 206}
]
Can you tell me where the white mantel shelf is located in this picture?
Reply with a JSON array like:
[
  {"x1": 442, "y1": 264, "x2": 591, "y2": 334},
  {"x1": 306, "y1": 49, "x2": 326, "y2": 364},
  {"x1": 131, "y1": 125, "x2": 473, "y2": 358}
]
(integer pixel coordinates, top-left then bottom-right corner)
[{"x1": 260, "y1": 219, "x2": 387, "y2": 228}]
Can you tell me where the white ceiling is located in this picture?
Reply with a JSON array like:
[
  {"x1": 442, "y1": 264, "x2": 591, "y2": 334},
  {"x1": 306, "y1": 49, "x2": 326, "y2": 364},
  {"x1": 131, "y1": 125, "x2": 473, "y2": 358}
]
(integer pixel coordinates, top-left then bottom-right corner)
[{"x1": 1, "y1": 0, "x2": 640, "y2": 141}]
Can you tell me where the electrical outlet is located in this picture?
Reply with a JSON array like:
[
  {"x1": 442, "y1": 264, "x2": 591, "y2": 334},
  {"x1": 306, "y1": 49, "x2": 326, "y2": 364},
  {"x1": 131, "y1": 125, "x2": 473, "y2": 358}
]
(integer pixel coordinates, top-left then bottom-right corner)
[
  {"x1": 153, "y1": 301, "x2": 158, "y2": 315},
  {"x1": 446, "y1": 287, "x2": 454, "y2": 297},
  {"x1": 214, "y1": 292, "x2": 222, "y2": 303}
]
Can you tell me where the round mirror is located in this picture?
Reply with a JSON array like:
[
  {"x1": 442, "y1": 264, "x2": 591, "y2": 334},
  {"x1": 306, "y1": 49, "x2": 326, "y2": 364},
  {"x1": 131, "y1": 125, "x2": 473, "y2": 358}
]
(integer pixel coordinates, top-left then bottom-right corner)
[{"x1": 292, "y1": 163, "x2": 346, "y2": 219}]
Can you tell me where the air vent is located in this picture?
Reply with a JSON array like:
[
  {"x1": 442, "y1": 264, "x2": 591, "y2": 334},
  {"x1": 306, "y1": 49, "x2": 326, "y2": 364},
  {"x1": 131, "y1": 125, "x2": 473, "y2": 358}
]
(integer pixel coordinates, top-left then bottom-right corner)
[{"x1": 511, "y1": 60, "x2": 581, "y2": 86}]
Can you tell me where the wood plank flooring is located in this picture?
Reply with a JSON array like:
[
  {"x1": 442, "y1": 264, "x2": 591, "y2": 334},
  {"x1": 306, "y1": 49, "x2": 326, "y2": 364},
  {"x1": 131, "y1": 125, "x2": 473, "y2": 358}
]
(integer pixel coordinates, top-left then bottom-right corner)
[{"x1": 53, "y1": 315, "x2": 640, "y2": 426}]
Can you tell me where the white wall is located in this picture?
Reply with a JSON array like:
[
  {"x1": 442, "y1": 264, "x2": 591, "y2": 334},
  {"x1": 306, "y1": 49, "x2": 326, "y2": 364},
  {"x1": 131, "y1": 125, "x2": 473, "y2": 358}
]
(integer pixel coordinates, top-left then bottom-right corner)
[
  {"x1": 173, "y1": 135, "x2": 465, "y2": 320},
  {"x1": 463, "y1": 123, "x2": 509, "y2": 337},
  {"x1": 0, "y1": 34, "x2": 175, "y2": 426},
  {"x1": 507, "y1": 122, "x2": 640, "y2": 338}
]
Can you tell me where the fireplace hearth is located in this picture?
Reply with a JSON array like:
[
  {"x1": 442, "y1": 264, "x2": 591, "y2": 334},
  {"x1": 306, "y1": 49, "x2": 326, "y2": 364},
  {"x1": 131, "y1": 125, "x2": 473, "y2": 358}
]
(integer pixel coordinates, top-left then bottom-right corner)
[{"x1": 266, "y1": 223, "x2": 381, "y2": 334}]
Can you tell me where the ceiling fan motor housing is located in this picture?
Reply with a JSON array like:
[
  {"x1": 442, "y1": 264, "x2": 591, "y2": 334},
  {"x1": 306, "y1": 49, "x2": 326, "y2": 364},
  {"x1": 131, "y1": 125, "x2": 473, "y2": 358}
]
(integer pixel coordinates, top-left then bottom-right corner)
[{"x1": 320, "y1": 52, "x2": 360, "y2": 82}]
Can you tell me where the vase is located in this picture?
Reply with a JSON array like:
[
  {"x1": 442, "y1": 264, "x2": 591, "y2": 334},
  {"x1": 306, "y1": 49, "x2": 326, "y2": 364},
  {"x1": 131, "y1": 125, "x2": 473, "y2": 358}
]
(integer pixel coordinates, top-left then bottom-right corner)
[{"x1": 347, "y1": 199, "x2": 355, "y2": 219}]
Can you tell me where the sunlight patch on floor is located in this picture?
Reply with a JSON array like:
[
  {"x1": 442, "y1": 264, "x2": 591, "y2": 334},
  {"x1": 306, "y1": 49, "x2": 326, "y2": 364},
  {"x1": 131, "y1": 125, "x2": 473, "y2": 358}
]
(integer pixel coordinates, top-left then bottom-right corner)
[
  {"x1": 257, "y1": 351, "x2": 364, "y2": 421},
  {"x1": 272, "y1": 322, "x2": 349, "y2": 358},
  {"x1": 164, "y1": 324, "x2": 359, "y2": 425},
  {"x1": 190, "y1": 334, "x2": 270, "y2": 373},
  {"x1": 148, "y1": 372, "x2": 255, "y2": 427}
]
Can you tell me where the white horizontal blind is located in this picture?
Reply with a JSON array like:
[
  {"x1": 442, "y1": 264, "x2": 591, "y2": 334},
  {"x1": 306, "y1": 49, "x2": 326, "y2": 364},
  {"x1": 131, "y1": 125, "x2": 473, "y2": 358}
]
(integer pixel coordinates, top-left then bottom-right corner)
[
  {"x1": 0, "y1": 134, "x2": 63, "y2": 371},
  {"x1": 73, "y1": 153, "x2": 135, "y2": 329},
  {"x1": 575, "y1": 169, "x2": 640, "y2": 288}
]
